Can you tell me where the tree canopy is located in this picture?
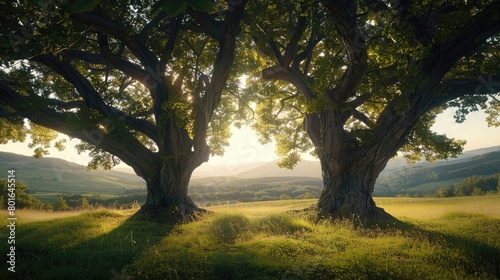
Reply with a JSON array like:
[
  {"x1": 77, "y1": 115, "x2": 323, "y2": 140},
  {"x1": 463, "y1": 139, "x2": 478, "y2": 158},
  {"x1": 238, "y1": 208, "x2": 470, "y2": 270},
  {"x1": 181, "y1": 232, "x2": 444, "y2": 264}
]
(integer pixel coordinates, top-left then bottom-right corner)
[
  {"x1": 0, "y1": 0, "x2": 249, "y2": 217},
  {"x1": 247, "y1": 0, "x2": 500, "y2": 167},
  {"x1": 0, "y1": 0, "x2": 499, "y2": 223}
]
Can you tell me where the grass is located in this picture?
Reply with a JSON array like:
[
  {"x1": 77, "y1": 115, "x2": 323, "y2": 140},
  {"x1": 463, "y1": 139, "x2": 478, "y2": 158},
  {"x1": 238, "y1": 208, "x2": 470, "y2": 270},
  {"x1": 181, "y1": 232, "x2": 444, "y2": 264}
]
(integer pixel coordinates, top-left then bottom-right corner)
[{"x1": 1, "y1": 196, "x2": 499, "y2": 279}]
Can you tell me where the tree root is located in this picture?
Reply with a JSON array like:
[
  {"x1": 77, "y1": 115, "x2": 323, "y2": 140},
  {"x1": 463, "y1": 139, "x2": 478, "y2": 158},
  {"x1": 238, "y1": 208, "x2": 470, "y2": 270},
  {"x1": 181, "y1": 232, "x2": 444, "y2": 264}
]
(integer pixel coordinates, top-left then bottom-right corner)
[
  {"x1": 291, "y1": 203, "x2": 397, "y2": 228},
  {"x1": 134, "y1": 204, "x2": 209, "y2": 224}
]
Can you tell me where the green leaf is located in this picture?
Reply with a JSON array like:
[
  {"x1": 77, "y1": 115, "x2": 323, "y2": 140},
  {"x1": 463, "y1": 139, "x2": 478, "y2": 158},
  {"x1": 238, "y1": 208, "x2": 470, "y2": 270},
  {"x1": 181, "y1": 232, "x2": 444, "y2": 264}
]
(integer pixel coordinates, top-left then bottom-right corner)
[
  {"x1": 27, "y1": 0, "x2": 50, "y2": 9},
  {"x1": 164, "y1": 0, "x2": 188, "y2": 17},
  {"x1": 0, "y1": 36, "x2": 12, "y2": 49},
  {"x1": 187, "y1": 0, "x2": 213, "y2": 12},
  {"x1": 68, "y1": 0, "x2": 101, "y2": 13},
  {"x1": 150, "y1": 0, "x2": 166, "y2": 15}
]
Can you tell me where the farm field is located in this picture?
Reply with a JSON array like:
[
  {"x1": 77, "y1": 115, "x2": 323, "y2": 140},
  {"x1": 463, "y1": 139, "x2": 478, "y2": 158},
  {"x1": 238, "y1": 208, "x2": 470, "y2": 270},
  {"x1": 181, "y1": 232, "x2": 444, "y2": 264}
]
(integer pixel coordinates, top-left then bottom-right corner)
[{"x1": 1, "y1": 196, "x2": 499, "y2": 279}]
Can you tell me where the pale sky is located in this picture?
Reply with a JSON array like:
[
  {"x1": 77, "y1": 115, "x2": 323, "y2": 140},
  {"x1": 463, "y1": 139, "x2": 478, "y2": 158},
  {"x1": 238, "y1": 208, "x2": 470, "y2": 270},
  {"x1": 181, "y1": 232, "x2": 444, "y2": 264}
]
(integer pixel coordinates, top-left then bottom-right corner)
[{"x1": 1, "y1": 108, "x2": 499, "y2": 168}]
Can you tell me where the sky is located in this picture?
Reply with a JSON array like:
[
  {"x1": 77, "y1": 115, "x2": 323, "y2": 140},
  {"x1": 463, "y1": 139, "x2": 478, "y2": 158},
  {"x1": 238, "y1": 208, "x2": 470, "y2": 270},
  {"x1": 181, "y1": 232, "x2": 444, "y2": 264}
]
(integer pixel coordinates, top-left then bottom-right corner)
[{"x1": 1, "y1": 108, "x2": 499, "y2": 169}]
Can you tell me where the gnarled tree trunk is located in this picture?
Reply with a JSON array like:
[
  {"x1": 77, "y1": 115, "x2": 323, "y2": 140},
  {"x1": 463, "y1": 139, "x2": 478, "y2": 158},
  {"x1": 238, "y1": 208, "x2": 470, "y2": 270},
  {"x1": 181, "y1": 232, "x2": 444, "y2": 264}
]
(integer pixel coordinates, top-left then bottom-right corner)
[
  {"x1": 316, "y1": 151, "x2": 393, "y2": 226},
  {"x1": 306, "y1": 111, "x2": 396, "y2": 226},
  {"x1": 143, "y1": 163, "x2": 199, "y2": 214},
  {"x1": 134, "y1": 153, "x2": 208, "y2": 221}
]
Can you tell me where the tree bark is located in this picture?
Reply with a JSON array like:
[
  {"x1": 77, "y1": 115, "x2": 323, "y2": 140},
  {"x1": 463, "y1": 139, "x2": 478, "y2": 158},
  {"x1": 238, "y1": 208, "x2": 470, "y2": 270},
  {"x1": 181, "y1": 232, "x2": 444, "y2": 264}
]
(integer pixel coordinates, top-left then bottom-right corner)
[
  {"x1": 316, "y1": 152, "x2": 394, "y2": 227},
  {"x1": 306, "y1": 111, "x2": 395, "y2": 226},
  {"x1": 136, "y1": 158, "x2": 205, "y2": 222}
]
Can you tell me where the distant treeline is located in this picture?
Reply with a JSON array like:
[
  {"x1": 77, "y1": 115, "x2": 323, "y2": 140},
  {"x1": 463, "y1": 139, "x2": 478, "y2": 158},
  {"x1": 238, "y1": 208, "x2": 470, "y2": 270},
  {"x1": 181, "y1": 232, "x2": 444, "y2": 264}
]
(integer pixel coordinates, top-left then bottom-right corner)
[
  {"x1": 434, "y1": 174, "x2": 500, "y2": 197},
  {"x1": 188, "y1": 181, "x2": 321, "y2": 206},
  {"x1": 3, "y1": 173, "x2": 499, "y2": 211},
  {"x1": 376, "y1": 152, "x2": 500, "y2": 194},
  {"x1": 0, "y1": 179, "x2": 142, "y2": 211}
]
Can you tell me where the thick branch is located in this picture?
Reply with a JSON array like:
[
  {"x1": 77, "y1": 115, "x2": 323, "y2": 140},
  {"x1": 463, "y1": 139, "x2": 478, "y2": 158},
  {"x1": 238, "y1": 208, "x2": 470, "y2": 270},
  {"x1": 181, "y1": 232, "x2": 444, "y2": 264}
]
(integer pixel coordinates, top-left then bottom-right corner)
[
  {"x1": 428, "y1": 75, "x2": 500, "y2": 111},
  {"x1": 376, "y1": 1, "x2": 500, "y2": 146},
  {"x1": 72, "y1": 12, "x2": 161, "y2": 74},
  {"x1": 32, "y1": 54, "x2": 111, "y2": 115},
  {"x1": 31, "y1": 55, "x2": 159, "y2": 144},
  {"x1": 351, "y1": 110, "x2": 374, "y2": 128},
  {"x1": 418, "y1": 0, "x2": 500, "y2": 79},
  {"x1": 160, "y1": 14, "x2": 183, "y2": 72},
  {"x1": 283, "y1": 6, "x2": 308, "y2": 66},
  {"x1": 48, "y1": 99, "x2": 84, "y2": 110},
  {"x1": 189, "y1": 0, "x2": 248, "y2": 167},
  {"x1": 322, "y1": 0, "x2": 368, "y2": 102},
  {"x1": 67, "y1": 49, "x2": 150, "y2": 88},
  {"x1": 0, "y1": 80, "x2": 158, "y2": 178},
  {"x1": 262, "y1": 65, "x2": 316, "y2": 101},
  {"x1": 187, "y1": 8, "x2": 222, "y2": 41}
]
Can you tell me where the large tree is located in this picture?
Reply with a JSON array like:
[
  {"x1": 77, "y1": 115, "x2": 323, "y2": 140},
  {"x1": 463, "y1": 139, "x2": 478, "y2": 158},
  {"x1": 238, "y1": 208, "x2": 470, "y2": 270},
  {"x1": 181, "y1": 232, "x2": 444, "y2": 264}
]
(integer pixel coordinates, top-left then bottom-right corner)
[
  {"x1": 247, "y1": 0, "x2": 500, "y2": 224},
  {"x1": 0, "y1": 0, "x2": 248, "y2": 218}
]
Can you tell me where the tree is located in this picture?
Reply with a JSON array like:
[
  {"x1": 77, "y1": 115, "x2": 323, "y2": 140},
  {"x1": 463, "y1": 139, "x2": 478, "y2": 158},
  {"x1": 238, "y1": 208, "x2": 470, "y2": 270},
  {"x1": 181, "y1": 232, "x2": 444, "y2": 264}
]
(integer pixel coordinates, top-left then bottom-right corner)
[
  {"x1": 0, "y1": 0, "x2": 248, "y2": 219},
  {"x1": 435, "y1": 185, "x2": 454, "y2": 198},
  {"x1": 53, "y1": 197, "x2": 70, "y2": 211},
  {"x1": 247, "y1": 0, "x2": 500, "y2": 224},
  {"x1": 280, "y1": 194, "x2": 291, "y2": 200},
  {"x1": 0, "y1": 179, "x2": 44, "y2": 209},
  {"x1": 79, "y1": 197, "x2": 91, "y2": 210}
]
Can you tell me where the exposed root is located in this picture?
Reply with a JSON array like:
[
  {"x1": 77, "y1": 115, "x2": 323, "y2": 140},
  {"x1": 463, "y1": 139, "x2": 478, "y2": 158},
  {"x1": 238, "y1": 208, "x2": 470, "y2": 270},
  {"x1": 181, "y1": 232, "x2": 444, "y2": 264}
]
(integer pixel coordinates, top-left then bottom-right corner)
[
  {"x1": 134, "y1": 204, "x2": 209, "y2": 224},
  {"x1": 291, "y1": 203, "x2": 397, "y2": 228}
]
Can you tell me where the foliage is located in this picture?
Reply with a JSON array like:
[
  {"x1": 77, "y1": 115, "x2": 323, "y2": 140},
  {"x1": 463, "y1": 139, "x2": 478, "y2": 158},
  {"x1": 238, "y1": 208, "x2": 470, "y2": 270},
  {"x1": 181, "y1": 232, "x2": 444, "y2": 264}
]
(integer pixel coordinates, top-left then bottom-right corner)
[
  {"x1": 434, "y1": 174, "x2": 500, "y2": 198},
  {"x1": 0, "y1": 0, "x2": 250, "y2": 176},
  {"x1": 377, "y1": 151, "x2": 500, "y2": 194},
  {"x1": 52, "y1": 197, "x2": 70, "y2": 211},
  {"x1": 245, "y1": 0, "x2": 500, "y2": 169},
  {"x1": 0, "y1": 179, "x2": 44, "y2": 209}
]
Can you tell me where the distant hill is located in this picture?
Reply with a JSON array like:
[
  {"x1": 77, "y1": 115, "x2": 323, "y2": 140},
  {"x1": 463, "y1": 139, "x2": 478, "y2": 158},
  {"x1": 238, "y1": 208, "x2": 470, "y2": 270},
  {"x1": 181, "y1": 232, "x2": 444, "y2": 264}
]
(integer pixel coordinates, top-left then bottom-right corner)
[
  {"x1": 235, "y1": 159, "x2": 321, "y2": 178},
  {"x1": 192, "y1": 161, "x2": 267, "y2": 178},
  {"x1": 0, "y1": 152, "x2": 144, "y2": 194},
  {"x1": 2, "y1": 145, "x2": 499, "y2": 200},
  {"x1": 227, "y1": 146, "x2": 500, "y2": 180},
  {"x1": 375, "y1": 150, "x2": 500, "y2": 196}
]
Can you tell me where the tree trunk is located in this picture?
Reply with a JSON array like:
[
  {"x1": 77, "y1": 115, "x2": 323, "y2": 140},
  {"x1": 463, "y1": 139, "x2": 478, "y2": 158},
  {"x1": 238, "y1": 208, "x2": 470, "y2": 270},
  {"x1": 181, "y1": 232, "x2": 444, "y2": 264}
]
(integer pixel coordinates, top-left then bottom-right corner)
[
  {"x1": 316, "y1": 155, "x2": 393, "y2": 226},
  {"x1": 306, "y1": 112, "x2": 395, "y2": 227},
  {"x1": 137, "y1": 159, "x2": 205, "y2": 222}
]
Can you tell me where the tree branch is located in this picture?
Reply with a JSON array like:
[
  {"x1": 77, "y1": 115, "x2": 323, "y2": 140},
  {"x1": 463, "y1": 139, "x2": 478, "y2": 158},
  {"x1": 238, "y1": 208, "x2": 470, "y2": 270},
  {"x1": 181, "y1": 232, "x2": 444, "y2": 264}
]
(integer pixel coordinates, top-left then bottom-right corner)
[
  {"x1": 262, "y1": 65, "x2": 316, "y2": 101},
  {"x1": 72, "y1": 12, "x2": 160, "y2": 69},
  {"x1": 418, "y1": 0, "x2": 500, "y2": 79},
  {"x1": 351, "y1": 110, "x2": 375, "y2": 128},
  {"x1": 187, "y1": 8, "x2": 222, "y2": 41},
  {"x1": 190, "y1": 0, "x2": 248, "y2": 166},
  {"x1": 322, "y1": 0, "x2": 368, "y2": 102},
  {"x1": 428, "y1": 75, "x2": 500, "y2": 111},
  {"x1": 47, "y1": 99, "x2": 84, "y2": 110},
  {"x1": 31, "y1": 54, "x2": 159, "y2": 144},
  {"x1": 160, "y1": 14, "x2": 183, "y2": 72},
  {"x1": 0, "y1": 79, "x2": 158, "y2": 178},
  {"x1": 282, "y1": 4, "x2": 308, "y2": 66}
]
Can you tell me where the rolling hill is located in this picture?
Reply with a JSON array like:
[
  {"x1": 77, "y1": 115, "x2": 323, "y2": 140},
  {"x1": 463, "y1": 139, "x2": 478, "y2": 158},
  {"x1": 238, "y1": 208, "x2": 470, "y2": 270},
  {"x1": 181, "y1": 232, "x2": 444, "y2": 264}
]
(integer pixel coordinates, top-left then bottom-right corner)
[
  {"x1": 375, "y1": 150, "x2": 500, "y2": 195},
  {"x1": 1, "y1": 145, "x2": 499, "y2": 200},
  {"x1": 235, "y1": 159, "x2": 321, "y2": 178},
  {"x1": 0, "y1": 152, "x2": 144, "y2": 194}
]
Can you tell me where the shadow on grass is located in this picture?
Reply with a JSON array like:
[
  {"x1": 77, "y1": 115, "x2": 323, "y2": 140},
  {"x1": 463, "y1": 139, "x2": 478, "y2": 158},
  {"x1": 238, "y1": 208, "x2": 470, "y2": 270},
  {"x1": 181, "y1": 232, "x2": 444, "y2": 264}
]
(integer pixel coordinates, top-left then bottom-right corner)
[
  {"x1": 371, "y1": 214, "x2": 500, "y2": 279},
  {"x1": 0, "y1": 210, "x2": 177, "y2": 280},
  {"x1": 120, "y1": 211, "x2": 500, "y2": 279},
  {"x1": 2, "y1": 209, "x2": 499, "y2": 279}
]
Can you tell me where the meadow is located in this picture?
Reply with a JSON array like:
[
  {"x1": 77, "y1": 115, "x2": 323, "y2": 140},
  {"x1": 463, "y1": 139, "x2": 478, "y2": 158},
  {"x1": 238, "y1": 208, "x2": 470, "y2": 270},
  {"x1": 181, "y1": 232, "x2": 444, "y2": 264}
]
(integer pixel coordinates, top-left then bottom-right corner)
[{"x1": 1, "y1": 196, "x2": 499, "y2": 279}]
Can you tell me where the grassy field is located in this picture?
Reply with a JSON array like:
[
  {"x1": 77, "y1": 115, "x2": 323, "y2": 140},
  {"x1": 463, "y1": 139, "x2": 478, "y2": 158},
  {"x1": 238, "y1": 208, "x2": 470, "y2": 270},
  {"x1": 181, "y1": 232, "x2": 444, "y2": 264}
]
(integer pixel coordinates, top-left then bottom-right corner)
[{"x1": 1, "y1": 196, "x2": 499, "y2": 279}]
